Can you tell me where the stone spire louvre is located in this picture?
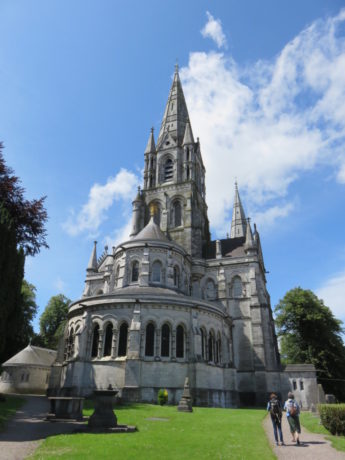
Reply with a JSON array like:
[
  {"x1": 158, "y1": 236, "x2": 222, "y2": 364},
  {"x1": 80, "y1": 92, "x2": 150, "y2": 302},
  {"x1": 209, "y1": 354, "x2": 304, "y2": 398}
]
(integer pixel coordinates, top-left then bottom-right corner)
[
  {"x1": 145, "y1": 127, "x2": 156, "y2": 154},
  {"x1": 157, "y1": 64, "x2": 191, "y2": 148},
  {"x1": 230, "y1": 183, "x2": 247, "y2": 238},
  {"x1": 87, "y1": 241, "x2": 98, "y2": 272}
]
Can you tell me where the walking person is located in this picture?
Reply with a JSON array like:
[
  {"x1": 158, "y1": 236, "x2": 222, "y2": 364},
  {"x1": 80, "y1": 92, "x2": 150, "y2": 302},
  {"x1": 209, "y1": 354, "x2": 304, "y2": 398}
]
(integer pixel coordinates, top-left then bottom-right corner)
[
  {"x1": 284, "y1": 392, "x2": 301, "y2": 445},
  {"x1": 267, "y1": 392, "x2": 284, "y2": 446}
]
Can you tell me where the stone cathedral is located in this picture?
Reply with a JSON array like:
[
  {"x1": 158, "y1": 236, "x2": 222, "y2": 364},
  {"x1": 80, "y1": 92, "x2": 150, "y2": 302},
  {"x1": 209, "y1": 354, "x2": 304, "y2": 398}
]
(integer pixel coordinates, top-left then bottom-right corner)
[{"x1": 50, "y1": 67, "x2": 319, "y2": 407}]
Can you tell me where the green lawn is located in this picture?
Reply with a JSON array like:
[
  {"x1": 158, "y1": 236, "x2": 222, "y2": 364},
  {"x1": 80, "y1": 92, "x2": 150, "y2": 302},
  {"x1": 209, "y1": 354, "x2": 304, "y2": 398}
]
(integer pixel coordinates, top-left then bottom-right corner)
[
  {"x1": 300, "y1": 412, "x2": 345, "y2": 452},
  {"x1": 32, "y1": 404, "x2": 275, "y2": 460},
  {"x1": 0, "y1": 395, "x2": 24, "y2": 431}
]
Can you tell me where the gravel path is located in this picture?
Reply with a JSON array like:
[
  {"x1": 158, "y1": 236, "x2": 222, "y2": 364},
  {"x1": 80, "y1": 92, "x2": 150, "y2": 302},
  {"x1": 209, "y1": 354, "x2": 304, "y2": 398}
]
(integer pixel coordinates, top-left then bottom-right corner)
[
  {"x1": 263, "y1": 412, "x2": 345, "y2": 460},
  {"x1": 0, "y1": 395, "x2": 84, "y2": 460}
]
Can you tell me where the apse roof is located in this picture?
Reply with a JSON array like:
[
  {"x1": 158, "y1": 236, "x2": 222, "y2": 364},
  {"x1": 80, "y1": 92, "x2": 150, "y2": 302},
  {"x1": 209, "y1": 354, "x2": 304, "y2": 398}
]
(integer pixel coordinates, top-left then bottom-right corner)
[{"x1": 131, "y1": 216, "x2": 169, "y2": 242}]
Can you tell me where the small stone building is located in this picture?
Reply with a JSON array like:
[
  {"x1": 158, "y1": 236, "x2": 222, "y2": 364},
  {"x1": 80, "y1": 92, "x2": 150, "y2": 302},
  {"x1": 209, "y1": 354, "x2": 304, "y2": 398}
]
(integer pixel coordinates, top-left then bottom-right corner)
[
  {"x1": 48, "y1": 66, "x2": 320, "y2": 408},
  {"x1": 0, "y1": 344, "x2": 57, "y2": 394}
]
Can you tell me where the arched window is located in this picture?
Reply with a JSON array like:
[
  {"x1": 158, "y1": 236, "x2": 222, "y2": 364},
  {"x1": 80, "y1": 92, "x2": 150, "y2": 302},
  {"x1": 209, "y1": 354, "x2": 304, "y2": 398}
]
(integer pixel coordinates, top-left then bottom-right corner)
[
  {"x1": 103, "y1": 324, "x2": 113, "y2": 357},
  {"x1": 118, "y1": 322, "x2": 128, "y2": 357},
  {"x1": 115, "y1": 265, "x2": 120, "y2": 287},
  {"x1": 216, "y1": 335, "x2": 221, "y2": 364},
  {"x1": 201, "y1": 328, "x2": 206, "y2": 359},
  {"x1": 145, "y1": 323, "x2": 155, "y2": 357},
  {"x1": 131, "y1": 261, "x2": 139, "y2": 282},
  {"x1": 164, "y1": 158, "x2": 173, "y2": 181},
  {"x1": 161, "y1": 323, "x2": 170, "y2": 357},
  {"x1": 91, "y1": 324, "x2": 100, "y2": 358},
  {"x1": 208, "y1": 331, "x2": 214, "y2": 362},
  {"x1": 173, "y1": 266, "x2": 179, "y2": 287},
  {"x1": 171, "y1": 201, "x2": 182, "y2": 227},
  {"x1": 186, "y1": 147, "x2": 190, "y2": 162},
  {"x1": 68, "y1": 328, "x2": 74, "y2": 359},
  {"x1": 152, "y1": 261, "x2": 162, "y2": 283},
  {"x1": 205, "y1": 279, "x2": 216, "y2": 300},
  {"x1": 186, "y1": 165, "x2": 190, "y2": 180},
  {"x1": 232, "y1": 276, "x2": 242, "y2": 298},
  {"x1": 176, "y1": 325, "x2": 184, "y2": 358}
]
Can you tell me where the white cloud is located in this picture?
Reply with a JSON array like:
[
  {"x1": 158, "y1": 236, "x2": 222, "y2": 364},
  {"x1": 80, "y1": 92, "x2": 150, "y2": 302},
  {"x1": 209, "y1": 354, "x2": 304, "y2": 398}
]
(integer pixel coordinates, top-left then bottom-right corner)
[
  {"x1": 104, "y1": 218, "x2": 132, "y2": 249},
  {"x1": 182, "y1": 9, "x2": 345, "y2": 233},
  {"x1": 316, "y1": 270, "x2": 345, "y2": 323},
  {"x1": 251, "y1": 202, "x2": 295, "y2": 231},
  {"x1": 54, "y1": 276, "x2": 66, "y2": 293},
  {"x1": 63, "y1": 169, "x2": 139, "y2": 236},
  {"x1": 201, "y1": 11, "x2": 227, "y2": 49}
]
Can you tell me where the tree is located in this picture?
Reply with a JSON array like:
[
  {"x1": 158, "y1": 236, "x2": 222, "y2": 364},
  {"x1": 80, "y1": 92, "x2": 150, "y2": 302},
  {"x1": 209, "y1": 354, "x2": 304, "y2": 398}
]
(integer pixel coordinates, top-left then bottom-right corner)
[
  {"x1": 0, "y1": 142, "x2": 48, "y2": 360},
  {"x1": 3, "y1": 280, "x2": 38, "y2": 361},
  {"x1": 39, "y1": 294, "x2": 71, "y2": 349},
  {"x1": 275, "y1": 287, "x2": 345, "y2": 401}
]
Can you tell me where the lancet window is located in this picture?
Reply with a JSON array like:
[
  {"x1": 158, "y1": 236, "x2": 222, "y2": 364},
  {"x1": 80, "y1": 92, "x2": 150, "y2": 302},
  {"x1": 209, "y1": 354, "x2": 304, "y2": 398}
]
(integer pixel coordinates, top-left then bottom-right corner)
[
  {"x1": 161, "y1": 323, "x2": 170, "y2": 357},
  {"x1": 164, "y1": 158, "x2": 173, "y2": 182},
  {"x1": 91, "y1": 324, "x2": 100, "y2": 358},
  {"x1": 118, "y1": 322, "x2": 128, "y2": 357},
  {"x1": 176, "y1": 325, "x2": 184, "y2": 358},
  {"x1": 232, "y1": 276, "x2": 242, "y2": 298},
  {"x1": 145, "y1": 323, "x2": 155, "y2": 357},
  {"x1": 103, "y1": 324, "x2": 113, "y2": 357},
  {"x1": 152, "y1": 261, "x2": 162, "y2": 283},
  {"x1": 131, "y1": 261, "x2": 139, "y2": 282}
]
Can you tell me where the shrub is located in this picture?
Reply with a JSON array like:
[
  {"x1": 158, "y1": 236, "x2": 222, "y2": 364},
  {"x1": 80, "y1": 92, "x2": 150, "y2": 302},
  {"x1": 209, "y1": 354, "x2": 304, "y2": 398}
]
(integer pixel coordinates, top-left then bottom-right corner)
[
  {"x1": 158, "y1": 389, "x2": 168, "y2": 406},
  {"x1": 318, "y1": 404, "x2": 345, "y2": 435}
]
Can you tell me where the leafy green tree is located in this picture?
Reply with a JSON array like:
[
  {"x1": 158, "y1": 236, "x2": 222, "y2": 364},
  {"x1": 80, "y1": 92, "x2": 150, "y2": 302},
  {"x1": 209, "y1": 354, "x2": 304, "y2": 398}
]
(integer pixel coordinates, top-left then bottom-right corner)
[
  {"x1": 0, "y1": 142, "x2": 48, "y2": 361},
  {"x1": 1, "y1": 280, "x2": 38, "y2": 362},
  {"x1": 275, "y1": 287, "x2": 345, "y2": 401},
  {"x1": 39, "y1": 294, "x2": 71, "y2": 349}
]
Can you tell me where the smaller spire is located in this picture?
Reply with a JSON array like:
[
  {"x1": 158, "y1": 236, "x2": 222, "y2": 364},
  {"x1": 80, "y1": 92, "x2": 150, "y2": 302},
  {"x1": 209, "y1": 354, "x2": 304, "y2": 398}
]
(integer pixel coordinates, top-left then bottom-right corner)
[
  {"x1": 183, "y1": 120, "x2": 194, "y2": 145},
  {"x1": 133, "y1": 185, "x2": 142, "y2": 202},
  {"x1": 144, "y1": 127, "x2": 156, "y2": 154},
  {"x1": 175, "y1": 60, "x2": 179, "y2": 74},
  {"x1": 87, "y1": 241, "x2": 98, "y2": 272},
  {"x1": 230, "y1": 182, "x2": 247, "y2": 238},
  {"x1": 244, "y1": 218, "x2": 255, "y2": 252}
]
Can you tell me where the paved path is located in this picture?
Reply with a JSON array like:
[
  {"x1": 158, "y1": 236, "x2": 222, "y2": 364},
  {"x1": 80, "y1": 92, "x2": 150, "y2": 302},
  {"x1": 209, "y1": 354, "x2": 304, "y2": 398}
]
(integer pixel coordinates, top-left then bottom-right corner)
[
  {"x1": 0, "y1": 395, "x2": 84, "y2": 460},
  {"x1": 263, "y1": 412, "x2": 345, "y2": 460}
]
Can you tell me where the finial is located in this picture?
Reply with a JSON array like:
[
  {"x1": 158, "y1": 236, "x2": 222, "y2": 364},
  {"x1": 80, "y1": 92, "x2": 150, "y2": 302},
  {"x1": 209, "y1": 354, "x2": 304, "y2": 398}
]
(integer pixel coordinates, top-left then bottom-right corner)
[
  {"x1": 247, "y1": 217, "x2": 250, "y2": 224},
  {"x1": 175, "y1": 59, "x2": 179, "y2": 73},
  {"x1": 150, "y1": 126, "x2": 154, "y2": 134},
  {"x1": 254, "y1": 223, "x2": 257, "y2": 232},
  {"x1": 94, "y1": 240, "x2": 97, "y2": 246},
  {"x1": 137, "y1": 185, "x2": 141, "y2": 193},
  {"x1": 105, "y1": 245, "x2": 108, "y2": 252}
]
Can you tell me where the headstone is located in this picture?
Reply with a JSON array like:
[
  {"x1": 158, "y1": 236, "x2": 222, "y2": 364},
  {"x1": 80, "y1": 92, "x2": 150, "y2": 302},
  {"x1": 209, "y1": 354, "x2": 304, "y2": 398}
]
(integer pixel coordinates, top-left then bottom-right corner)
[
  {"x1": 325, "y1": 394, "x2": 336, "y2": 404},
  {"x1": 177, "y1": 377, "x2": 193, "y2": 412},
  {"x1": 310, "y1": 403, "x2": 316, "y2": 413}
]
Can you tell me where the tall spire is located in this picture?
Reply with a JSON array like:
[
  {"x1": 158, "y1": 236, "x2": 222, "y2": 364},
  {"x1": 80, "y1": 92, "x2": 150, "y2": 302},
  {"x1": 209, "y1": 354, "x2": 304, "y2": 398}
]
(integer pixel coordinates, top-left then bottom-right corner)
[
  {"x1": 145, "y1": 127, "x2": 156, "y2": 154},
  {"x1": 157, "y1": 65, "x2": 190, "y2": 148},
  {"x1": 87, "y1": 241, "x2": 98, "y2": 272},
  {"x1": 230, "y1": 183, "x2": 247, "y2": 238}
]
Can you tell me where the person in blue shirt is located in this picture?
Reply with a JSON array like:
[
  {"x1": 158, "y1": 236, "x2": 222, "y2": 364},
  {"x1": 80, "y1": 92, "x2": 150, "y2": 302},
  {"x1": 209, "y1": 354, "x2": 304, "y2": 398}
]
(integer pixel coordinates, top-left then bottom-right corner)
[
  {"x1": 267, "y1": 392, "x2": 284, "y2": 446},
  {"x1": 284, "y1": 392, "x2": 301, "y2": 445}
]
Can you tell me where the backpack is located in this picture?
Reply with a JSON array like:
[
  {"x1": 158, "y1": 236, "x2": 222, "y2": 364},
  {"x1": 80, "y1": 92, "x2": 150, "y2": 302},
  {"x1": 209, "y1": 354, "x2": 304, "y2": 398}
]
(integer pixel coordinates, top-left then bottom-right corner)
[
  {"x1": 288, "y1": 401, "x2": 297, "y2": 416},
  {"x1": 270, "y1": 399, "x2": 281, "y2": 419}
]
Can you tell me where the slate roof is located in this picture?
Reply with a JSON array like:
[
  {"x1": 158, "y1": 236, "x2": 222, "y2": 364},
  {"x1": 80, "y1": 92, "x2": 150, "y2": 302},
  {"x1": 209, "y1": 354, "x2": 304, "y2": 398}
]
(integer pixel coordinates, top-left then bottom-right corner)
[
  {"x1": 203, "y1": 237, "x2": 245, "y2": 259},
  {"x1": 131, "y1": 216, "x2": 169, "y2": 242},
  {"x1": 2, "y1": 344, "x2": 57, "y2": 367}
]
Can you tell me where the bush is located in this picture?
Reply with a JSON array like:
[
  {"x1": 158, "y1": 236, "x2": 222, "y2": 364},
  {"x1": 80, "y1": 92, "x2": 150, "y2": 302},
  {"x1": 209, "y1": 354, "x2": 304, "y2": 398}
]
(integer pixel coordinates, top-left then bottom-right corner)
[
  {"x1": 318, "y1": 404, "x2": 345, "y2": 435},
  {"x1": 158, "y1": 389, "x2": 168, "y2": 406}
]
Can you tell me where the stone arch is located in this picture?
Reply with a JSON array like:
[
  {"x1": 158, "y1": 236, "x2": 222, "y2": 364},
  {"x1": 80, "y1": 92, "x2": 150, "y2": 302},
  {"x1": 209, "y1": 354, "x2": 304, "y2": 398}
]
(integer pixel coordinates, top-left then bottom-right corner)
[
  {"x1": 103, "y1": 322, "x2": 114, "y2": 357},
  {"x1": 200, "y1": 326, "x2": 207, "y2": 360},
  {"x1": 208, "y1": 329, "x2": 216, "y2": 362},
  {"x1": 170, "y1": 196, "x2": 184, "y2": 228},
  {"x1": 114, "y1": 264, "x2": 120, "y2": 287},
  {"x1": 173, "y1": 265, "x2": 180, "y2": 288}
]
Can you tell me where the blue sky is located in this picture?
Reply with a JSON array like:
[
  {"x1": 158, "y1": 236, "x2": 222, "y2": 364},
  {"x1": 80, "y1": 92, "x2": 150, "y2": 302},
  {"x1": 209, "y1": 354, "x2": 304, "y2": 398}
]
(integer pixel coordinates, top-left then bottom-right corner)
[{"x1": 1, "y1": 0, "x2": 345, "y2": 333}]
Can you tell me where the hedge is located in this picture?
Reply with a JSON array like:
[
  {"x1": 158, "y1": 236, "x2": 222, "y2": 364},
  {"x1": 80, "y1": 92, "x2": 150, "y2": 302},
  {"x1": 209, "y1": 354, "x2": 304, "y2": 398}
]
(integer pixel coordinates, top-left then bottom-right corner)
[{"x1": 318, "y1": 404, "x2": 345, "y2": 436}]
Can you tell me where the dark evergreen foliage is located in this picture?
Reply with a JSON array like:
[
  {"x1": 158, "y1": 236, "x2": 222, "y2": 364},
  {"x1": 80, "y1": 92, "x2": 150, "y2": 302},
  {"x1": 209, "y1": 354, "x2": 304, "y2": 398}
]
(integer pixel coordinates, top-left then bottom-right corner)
[{"x1": 275, "y1": 287, "x2": 345, "y2": 401}]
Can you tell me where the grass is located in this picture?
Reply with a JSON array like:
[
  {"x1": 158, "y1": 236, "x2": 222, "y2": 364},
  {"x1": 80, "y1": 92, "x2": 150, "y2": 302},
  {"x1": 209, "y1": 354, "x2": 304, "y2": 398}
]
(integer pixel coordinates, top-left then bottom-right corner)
[
  {"x1": 32, "y1": 404, "x2": 275, "y2": 460},
  {"x1": 0, "y1": 395, "x2": 24, "y2": 431},
  {"x1": 300, "y1": 412, "x2": 345, "y2": 452}
]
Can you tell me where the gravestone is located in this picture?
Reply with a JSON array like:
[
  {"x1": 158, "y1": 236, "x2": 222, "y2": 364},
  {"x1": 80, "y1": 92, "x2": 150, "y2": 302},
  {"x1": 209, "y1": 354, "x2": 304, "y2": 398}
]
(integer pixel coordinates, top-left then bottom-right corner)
[{"x1": 177, "y1": 377, "x2": 193, "y2": 412}]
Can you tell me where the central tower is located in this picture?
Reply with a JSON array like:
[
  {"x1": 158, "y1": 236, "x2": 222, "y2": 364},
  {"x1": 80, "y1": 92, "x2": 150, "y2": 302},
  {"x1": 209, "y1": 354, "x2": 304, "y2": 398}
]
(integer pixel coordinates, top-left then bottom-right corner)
[{"x1": 130, "y1": 65, "x2": 210, "y2": 258}]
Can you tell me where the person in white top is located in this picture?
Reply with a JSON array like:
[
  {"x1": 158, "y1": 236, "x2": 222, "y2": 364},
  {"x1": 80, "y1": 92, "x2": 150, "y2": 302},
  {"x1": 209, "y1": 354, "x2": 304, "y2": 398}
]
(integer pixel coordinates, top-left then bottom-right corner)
[{"x1": 284, "y1": 392, "x2": 301, "y2": 445}]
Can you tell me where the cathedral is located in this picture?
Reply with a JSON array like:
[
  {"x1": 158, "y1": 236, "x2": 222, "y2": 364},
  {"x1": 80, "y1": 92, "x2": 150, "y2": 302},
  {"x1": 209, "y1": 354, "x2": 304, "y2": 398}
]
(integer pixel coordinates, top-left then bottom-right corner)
[{"x1": 50, "y1": 66, "x2": 320, "y2": 408}]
